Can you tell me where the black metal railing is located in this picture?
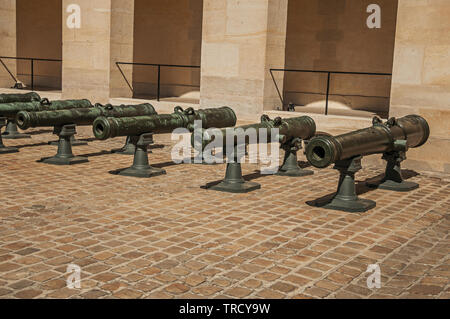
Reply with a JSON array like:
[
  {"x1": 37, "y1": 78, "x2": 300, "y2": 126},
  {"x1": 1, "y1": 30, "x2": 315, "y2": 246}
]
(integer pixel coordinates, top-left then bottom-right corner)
[
  {"x1": 116, "y1": 62, "x2": 200, "y2": 101},
  {"x1": 270, "y1": 68, "x2": 392, "y2": 115},
  {"x1": 0, "y1": 56, "x2": 62, "y2": 91}
]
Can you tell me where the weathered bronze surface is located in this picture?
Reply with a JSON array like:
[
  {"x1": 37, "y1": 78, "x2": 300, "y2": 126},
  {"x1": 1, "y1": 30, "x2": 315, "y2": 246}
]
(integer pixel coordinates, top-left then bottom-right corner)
[
  {"x1": 306, "y1": 115, "x2": 429, "y2": 213},
  {"x1": 0, "y1": 92, "x2": 41, "y2": 104},
  {"x1": 40, "y1": 124, "x2": 89, "y2": 166},
  {"x1": 193, "y1": 115, "x2": 316, "y2": 151},
  {"x1": 1, "y1": 99, "x2": 92, "y2": 120},
  {"x1": 93, "y1": 106, "x2": 237, "y2": 140},
  {"x1": 193, "y1": 115, "x2": 316, "y2": 193},
  {"x1": 206, "y1": 145, "x2": 262, "y2": 194},
  {"x1": 307, "y1": 156, "x2": 377, "y2": 213},
  {"x1": 16, "y1": 103, "x2": 156, "y2": 129},
  {"x1": 114, "y1": 133, "x2": 166, "y2": 178},
  {"x1": 1, "y1": 98, "x2": 92, "y2": 139},
  {"x1": 305, "y1": 115, "x2": 430, "y2": 169},
  {"x1": 94, "y1": 106, "x2": 236, "y2": 178},
  {"x1": 0, "y1": 117, "x2": 19, "y2": 154},
  {"x1": 3, "y1": 119, "x2": 31, "y2": 139}
]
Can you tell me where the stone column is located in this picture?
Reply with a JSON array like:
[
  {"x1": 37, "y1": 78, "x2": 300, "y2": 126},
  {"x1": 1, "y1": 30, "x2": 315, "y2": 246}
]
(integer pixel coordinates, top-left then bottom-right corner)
[
  {"x1": 263, "y1": 0, "x2": 289, "y2": 112},
  {"x1": 390, "y1": 0, "x2": 450, "y2": 173},
  {"x1": 200, "y1": 0, "x2": 288, "y2": 119},
  {"x1": 0, "y1": 0, "x2": 16, "y2": 88},
  {"x1": 62, "y1": 0, "x2": 134, "y2": 103},
  {"x1": 110, "y1": 0, "x2": 134, "y2": 98}
]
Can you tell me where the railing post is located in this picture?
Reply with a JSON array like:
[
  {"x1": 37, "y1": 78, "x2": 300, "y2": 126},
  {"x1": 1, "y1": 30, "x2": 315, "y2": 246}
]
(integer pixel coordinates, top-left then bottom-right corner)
[
  {"x1": 325, "y1": 72, "x2": 331, "y2": 115},
  {"x1": 157, "y1": 65, "x2": 161, "y2": 101},
  {"x1": 270, "y1": 69, "x2": 285, "y2": 109},
  {"x1": 31, "y1": 59, "x2": 34, "y2": 91}
]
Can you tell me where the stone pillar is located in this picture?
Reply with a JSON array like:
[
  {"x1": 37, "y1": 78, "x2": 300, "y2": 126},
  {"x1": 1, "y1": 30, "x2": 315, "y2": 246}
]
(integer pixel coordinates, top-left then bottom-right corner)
[
  {"x1": 263, "y1": 0, "x2": 289, "y2": 112},
  {"x1": 0, "y1": 0, "x2": 16, "y2": 88},
  {"x1": 110, "y1": 0, "x2": 134, "y2": 98},
  {"x1": 62, "y1": 0, "x2": 134, "y2": 103},
  {"x1": 390, "y1": 0, "x2": 450, "y2": 173},
  {"x1": 200, "y1": 0, "x2": 288, "y2": 119}
]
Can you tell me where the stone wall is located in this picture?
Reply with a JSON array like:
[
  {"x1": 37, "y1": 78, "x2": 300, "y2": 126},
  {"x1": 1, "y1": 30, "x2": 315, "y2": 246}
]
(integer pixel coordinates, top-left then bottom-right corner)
[
  {"x1": 283, "y1": 0, "x2": 398, "y2": 118},
  {"x1": 200, "y1": 0, "x2": 288, "y2": 117},
  {"x1": 62, "y1": 0, "x2": 113, "y2": 103},
  {"x1": 132, "y1": 0, "x2": 203, "y2": 99},
  {"x1": 390, "y1": 0, "x2": 450, "y2": 173}
]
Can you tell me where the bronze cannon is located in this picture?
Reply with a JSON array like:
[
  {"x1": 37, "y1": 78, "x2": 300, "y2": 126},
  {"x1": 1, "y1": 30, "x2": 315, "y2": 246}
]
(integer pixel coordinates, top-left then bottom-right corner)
[
  {"x1": 190, "y1": 115, "x2": 317, "y2": 193},
  {"x1": 92, "y1": 106, "x2": 237, "y2": 178},
  {"x1": 305, "y1": 115, "x2": 430, "y2": 213},
  {"x1": 16, "y1": 103, "x2": 158, "y2": 166}
]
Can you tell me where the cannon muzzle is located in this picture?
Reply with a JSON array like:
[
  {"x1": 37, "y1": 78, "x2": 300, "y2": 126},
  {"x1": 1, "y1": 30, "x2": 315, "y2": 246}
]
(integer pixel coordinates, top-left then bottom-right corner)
[
  {"x1": 16, "y1": 111, "x2": 31, "y2": 129},
  {"x1": 306, "y1": 115, "x2": 430, "y2": 168}
]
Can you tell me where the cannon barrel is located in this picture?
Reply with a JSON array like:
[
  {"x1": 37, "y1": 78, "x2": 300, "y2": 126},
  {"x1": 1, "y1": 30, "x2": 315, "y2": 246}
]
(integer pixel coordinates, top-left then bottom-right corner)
[
  {"x1": 0, "y1": 92, "x2": 41, "y2": 104},
  {"x1": 93, "y1": 106, "x2": 237, "y2": 140},
  {"x1": 16, "y1": 103, "x2": 157, "y2": 129},
  {"x1": 192, "y1": 115, "x2": 316, "y2": 150},
  {"x1": 1, "y1": 99, "x2": 92, "y2": 120},
  {"x1": 305, "y1": 115, "x2": 430, "y2": 168}
]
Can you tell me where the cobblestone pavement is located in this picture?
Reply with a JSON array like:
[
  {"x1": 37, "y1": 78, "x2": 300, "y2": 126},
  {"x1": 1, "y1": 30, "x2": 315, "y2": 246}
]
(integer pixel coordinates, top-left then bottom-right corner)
[{"x1": 0, "y1": 126, "x2": 448, "y2": 299}]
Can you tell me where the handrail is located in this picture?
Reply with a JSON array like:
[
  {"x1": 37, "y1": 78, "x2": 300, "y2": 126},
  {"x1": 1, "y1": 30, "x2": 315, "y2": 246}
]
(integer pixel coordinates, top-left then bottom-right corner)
[
  {"x1": 270, "y1": 68, "x2": 392, "y2": 115},
  {"x1": 116, "y1": 62, "x2": 200, "y2": 101},
  {"x1": 0, "y1": 56, "x2": 62, "y2": 90}
]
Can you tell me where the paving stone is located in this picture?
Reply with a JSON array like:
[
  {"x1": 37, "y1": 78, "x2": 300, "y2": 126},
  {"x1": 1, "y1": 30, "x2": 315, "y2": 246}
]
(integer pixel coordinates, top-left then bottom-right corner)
[
  {"x1": 408, "y1": 284, "x2": 443, "y2": 296},
  {"x1": 113, "y1": 288, "x2": 142, "y2": 299},
  {"x1": 304, "y1": 287, "x2": 331, "y2": 298},
  {"x1": 257, "y1": 289, "x2": 285, "y2": 299},
  {"x1": 165, "y1": 283, "x2": 190, "y2": 295},
  {"x1": 271, "y1": 282, "x2": 297, "y2": 293},
  {"x1": 225, "y1": 287, "x2": 252, "y2": 298},
  {"x1": 0, "y1": 288, "x2": 13, "y2": 296},
  {"x1": 14, "y1": 289, "x2": 42, "y2": 299},
  {"x1": 0, "y1": 262, "x2": 20, "y2": 272},
  {"x1": 15, "y1": 248, "x2": 40, "y2": 256},
  {"x1": 81, "y1": 290, "x2": 108, "y2": 299},
  {"x1": 9, "y1": 280, "x2": 34, "y2": 290},
  {"x1": 185, "y1": 275, "x2": 206, "y2": 287}
]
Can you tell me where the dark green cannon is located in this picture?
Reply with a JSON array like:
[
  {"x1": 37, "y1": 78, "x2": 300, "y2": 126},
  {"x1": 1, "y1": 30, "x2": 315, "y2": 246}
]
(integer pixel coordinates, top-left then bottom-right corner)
[
  {"x1": 191, "y1": 115, "x2": 316, "y2": 193},
  {"x1": 0, "y1": 92, "x2": 41, "y2": 139},
  {"x1": 16, "y1": 102, "x2": 157, "y2": 129},
  {"x1": 16, "y1": 103, "x2": 157, "y2": 166},
  {"x1": 8, "y1": 98, "x2": 93, "y2": 146},
  {"x1": 0, "y1": 92, "x2": 41, "y2": 103},
  {"x1": 305, "y1": 115, "x2": 430, "y2": 213},
  {"x1": 2, "y1": 98, "x2": 92, "y2": 121},
  {"x1": 0, "y1": 117, "x2": 19, "y2": 154},
  {"x1": 0, "y1": 98, "x2": 93, "y2": 151},
  {"x1": 92, "y1": 106, "x2": 237, "y2": 178}
]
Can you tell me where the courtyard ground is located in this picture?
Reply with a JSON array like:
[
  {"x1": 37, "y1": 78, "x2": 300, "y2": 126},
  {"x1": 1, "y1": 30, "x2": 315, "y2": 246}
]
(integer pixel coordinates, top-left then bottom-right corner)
[{"x1": 0, "y1": 126, "x2": 448, "y2": 299}]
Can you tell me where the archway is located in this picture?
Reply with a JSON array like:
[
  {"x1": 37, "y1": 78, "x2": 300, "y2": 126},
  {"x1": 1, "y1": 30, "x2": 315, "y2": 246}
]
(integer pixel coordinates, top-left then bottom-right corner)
[
  {"x1": 283, "y1": 0, "x2": 398, "y2": 118},
  {"x1": 16, "y1": 0, "x2": 62, "y2": 91},
  {"x1": 132, "y1": 0, "x2": 203, "y2": 103}
]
